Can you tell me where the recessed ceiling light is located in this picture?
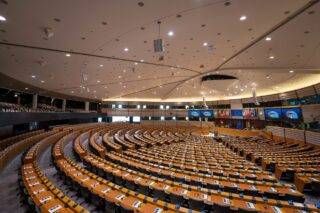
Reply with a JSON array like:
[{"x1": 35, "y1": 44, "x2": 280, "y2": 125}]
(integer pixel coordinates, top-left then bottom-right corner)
[
  {"x1": 123, "y1": 70, "x2": 126, "y2": 73},
  {"x1": 31, "y1": 75, "x2": 36, "y2": 78},
  {"x1": 118, "y1": 75, "x2": 122, "y2": 78},
  {"x1": 0, "y1": 15, "x2": 6, "y2": 22},
  {"x1": 40, "y1": 80, "x2": 45, "y2": 83},
  {"x1": 138, "y1": 75, "x2": 141, "y2": 79},
  {"x1": 124, "y1": 48, "x2": 129, "y2": 52},
  {"x1": 97, "y1": 80, "x2": 100, "y2": 83},
  {"x1": 25, "y1": 88, "x2": 29, "y2": 90},
  {"x1": 71, "y1": 91, "x2": 74, "y2": 93},
  {"x1": 266, "y1": 75, "x2": 270, "y2": 79},
  {"x1": 140, "y1": 59, "x2": 144, "y2": 62},
  {"x1": 168, "y1": 31, "x2": 174, "y2": 36},
  {"x1": 289, "y1": 70, "x2": 294, "y2": 73},
  {"x1": 203, "y1": 42, "x2": 208, "y2": 47},
  {"x1": 134, "y1": 62, "x2": 138, "y2": 65},
  {"x1": 265, "y1": 37, "x2": 272, "y2": 41},
  {"x1": 104, "y1": 86, "x2": 107, "y2": 89},
  {"x1": 269, "y1": 55, "x2": 275, "y2": 59},
  {"x1": 240, "y1": 15, "x2": 247, "y2": 21},
  {"x1": 65, "y1": 53, "x2": 71, "y2": 57},
  {"x1": 99, "y1": 64, "x2": 104, "y2": 67},
  {"x1": 240, "y1": 88, "x2": 244, "y2": 91}
]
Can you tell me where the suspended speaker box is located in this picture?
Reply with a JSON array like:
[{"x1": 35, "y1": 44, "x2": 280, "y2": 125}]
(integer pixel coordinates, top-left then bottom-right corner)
[{"x1": 154, "y1": 39, "x2": 164, "y2": 52}]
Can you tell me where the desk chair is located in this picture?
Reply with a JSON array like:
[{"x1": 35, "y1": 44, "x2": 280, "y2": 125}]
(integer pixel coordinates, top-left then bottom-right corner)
[
  {"x1": 138, "y1": 184, "x2": 150, "y2": 195},
  {"x1": 153, "y1": 188, "x2": 166, "y2": 201},
  {"x1": 284, "y1": 193, "x2": 304, "y2": 203},
  {"x1": 207, "y1": 183, "x2": 220, "y2": 190},
  {"x1": 104, "y1": 199, "x2": 117, "y2": 213},
  {"x1": 80, "y1": 185, "x2": 91, "y2": 201},
  {"x1": 125, "y1": 179, "x2": 136, "y2": 191},
  {"x1": 212, "y1": 204, "x2": 231, "y2": 213},
  {"x1": 311, "y1": 181, "x2": 320, "y2": 194},
  {"x1": 106, "y1": 171, "x2": 115, "y2": 182},
  {"x1": 115, "y1": 175, "x2": 124, "y2": 185},
  {"x1": 284, "y1": 170, "x2": 295, "y2": 180},
  {"x1": 264, "y1": 191, "x2": 279, "y2": 200},
  {"x1": 120, "y1": 204, "x2": 134, "y2": 213},
  {"x1": 72, "y1": 181, "x2": 80, "y2": 193},
  {"x1": 245, "y1": 189, "x2": 260, "y2": 197},
  {"x1": 222, "y1": 186, "x2": 238, "y2": 194},
  {"x1": 92, "y1": 193, "x2": 104, "y2": 209},
  {"x1": 169, "y1": 193, "x2": 185, "y2": 206},
  {"x1": 190, "y1": 179, "x2": 202, "y2": 187},
  {"x1": 189, "y1": 198, "x2": 205, "y2": 211},
  {"x1": 98, "y1": 167, "x2": 105, "y2": 177}
]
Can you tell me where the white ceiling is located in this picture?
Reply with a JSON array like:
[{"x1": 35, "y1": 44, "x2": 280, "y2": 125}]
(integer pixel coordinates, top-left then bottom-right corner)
[{"x1": 0, "y1": 0, "x2": 319, "y2": 102}]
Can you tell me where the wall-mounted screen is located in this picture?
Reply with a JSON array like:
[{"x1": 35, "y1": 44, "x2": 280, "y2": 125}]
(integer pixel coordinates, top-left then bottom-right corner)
[
  {"x1": 188, "y1": 110, "x2": 200, "y2": 117},
  {"x1": 243, "y1": 108, "x2": 258, "y2": 118},
  {"x1": 216, "y1": 109, "x2": 230, "y2": 117},
  {"x1": 282, "y1": 108, "x2": 302, "y2": 120},
  {"x1": 231, "y1": 109, "x2": 243, "y2": 117},
  {"x1": 200, "y1": 110, "x2": 214, "y2": 117},
  {"x1": 112, "y1": 116, "x2": 130, "y2": 122},
  {"x1": 132, "y1": 116, "x2": 141, "y2": 122},
  {"x1": 264, "y1": 108, "x2": 282, "y2": 119}
]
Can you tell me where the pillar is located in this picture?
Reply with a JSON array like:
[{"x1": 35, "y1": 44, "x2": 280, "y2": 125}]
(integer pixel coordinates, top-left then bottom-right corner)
[
  {"x1": 62, "y1": 99, "x2": 66, "y2": 111},
  {"x1": 85, "y1": 101, "x2": 89, "y2": 112},
  {"x1": 32, "y1": 94, "x2": 38, "y2": 110}
]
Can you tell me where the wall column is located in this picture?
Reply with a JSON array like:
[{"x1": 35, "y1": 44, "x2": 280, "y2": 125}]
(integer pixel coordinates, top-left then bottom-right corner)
[
  {"x1": 62, "y1": 99, "x2": 66, "y2": 111},
  {"x1": 85, "y1": 101, "x2": 89, "y2": 112},
  {"x1": 32, "y1": 94, "x2": 38, "y2": 110}
]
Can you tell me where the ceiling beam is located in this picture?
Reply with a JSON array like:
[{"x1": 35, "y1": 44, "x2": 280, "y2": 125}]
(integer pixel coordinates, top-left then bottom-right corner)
[
  {"x1": 161, "y1": 0, "x2": 320, "y2": 100},
  {"x1": 0, "y1": 41, "x2": 202, "y2": 74}
]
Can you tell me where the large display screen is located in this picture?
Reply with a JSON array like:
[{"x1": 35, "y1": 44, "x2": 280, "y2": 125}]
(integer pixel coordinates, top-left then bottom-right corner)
[
  {"x1": 216, "y1": 109, "x2": 230, "y2": 117},
  {"x1": 264, "y1": 108, "x2": 282, "y2": 119},
  {"x1": 231, "y1": 109, "x2": 243, "y2": 117},
  {"x1": 282, "y1": 108, "x2": 302, "y2": 120},
  {"x1": 188, "y1": 110, "x2": 201, "y2": 117},
  {"x1": 243, "y1": 108, "x2": 258, "y2": 118},
  {"x1": 112, "y1": 116, "x2": 130, "y2": 122},
  {"x1": 188, "y1": 110, "x2": 214, "y2": 117},
  {"x1": 201, "y1": 110, "x2": 214, "y2": 117}
]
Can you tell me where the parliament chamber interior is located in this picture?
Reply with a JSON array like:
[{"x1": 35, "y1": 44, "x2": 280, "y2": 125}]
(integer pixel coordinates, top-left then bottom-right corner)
[{"x1": 0, "y1": 0, "x2": 320, "y2": 213}]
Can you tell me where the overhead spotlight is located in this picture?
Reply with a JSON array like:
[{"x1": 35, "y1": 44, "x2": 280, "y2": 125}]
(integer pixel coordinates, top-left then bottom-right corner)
[
  {"x1": 240, "y1": 15, "x2": 247, "y2": 21},
  {"x1": 168, "y1": 31, "x2": 174, "y2": 36},
  {"x1": 40, "y1": 80, "x2": 45, "y2": 83},
  {"x1": 289, "y1": 70, "x2": 294, "y2": 73},
  {"x1": 265, "y1": 37, "x2": 272, "y2": 41},
  {"x1": 99, "y1": 64, "x2": 104, "y2": 67},
  {"x1": 0, "y1": 15, "x2": 6, "y2": 22},
  {"x1": 203, "y1": 42, "x2": 208, "y2": 46},
  {"x1": 31, "y1": 75, "x2": 36, "y2": 78},
  {"x1": 65, "y1": 53, "x2": 71, "y2": 57},
  {"x1": 269, "y1": 55, "x2": 275, "y2": 59},
  {"x1": 124, "y1": 48, "x2": 129, "y2": 52},
  {"x1": 25, "y1": 88, "x2": 29, "y2": 90}
]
